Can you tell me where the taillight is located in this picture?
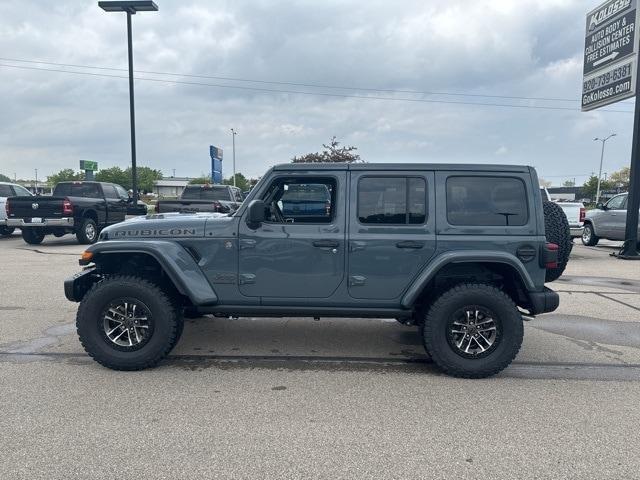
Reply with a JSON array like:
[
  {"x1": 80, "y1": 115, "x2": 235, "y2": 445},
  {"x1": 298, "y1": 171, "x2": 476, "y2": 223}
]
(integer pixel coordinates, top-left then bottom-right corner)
[
  {"x1": 62, "y1": 198, "x2": 73, "y2": 215},
  {"x1": 579, "y1": 207, "x2": 585, "y2": 223},
  {"x1": 5, "y1": 199, "x2": 11, "y2": 217},
  {"x1": 545, "y1": 242, "x2": 559, "y2": 269},
  {"x1": 212, "y1": 201, "x2": 222, "y2": 212}
]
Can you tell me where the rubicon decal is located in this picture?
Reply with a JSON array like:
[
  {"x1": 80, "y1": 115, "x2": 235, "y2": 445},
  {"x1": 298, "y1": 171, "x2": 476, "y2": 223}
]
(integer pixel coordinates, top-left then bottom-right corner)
[{"x1": 113, "y1": 228, "x2": 197, "y2": 237}]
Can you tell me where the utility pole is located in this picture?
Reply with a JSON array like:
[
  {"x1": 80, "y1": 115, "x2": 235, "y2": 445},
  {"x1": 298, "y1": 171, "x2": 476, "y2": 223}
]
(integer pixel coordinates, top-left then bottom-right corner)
[
  {"x1": 172, "y1": 168, "x2": 176, "y2": 177},
  {"x1": 34, "y1": 168, "x2": 38, "y2": 194},
  {"x1": 230, "y1": 128, "x2": 238, "y2": 187},
  {"x1": 594, "y1": 133, "x2": 616, "y2": 204}
]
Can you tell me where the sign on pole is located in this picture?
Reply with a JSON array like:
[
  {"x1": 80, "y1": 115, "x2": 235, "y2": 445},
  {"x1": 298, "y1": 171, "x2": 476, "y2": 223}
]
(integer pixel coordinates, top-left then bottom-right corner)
[
  {"x1": 582, "y1": 0, "x2": 639, "y2": 111},
  {"x1": 79, "y1": 160, "x2": 98, "y2": 171}
]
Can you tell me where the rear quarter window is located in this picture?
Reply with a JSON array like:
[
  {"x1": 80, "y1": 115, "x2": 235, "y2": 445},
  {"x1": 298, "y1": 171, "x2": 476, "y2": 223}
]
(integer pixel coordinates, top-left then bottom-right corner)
[{"x1": 446, "y1": 176, "x2": 528, "y2": 226}]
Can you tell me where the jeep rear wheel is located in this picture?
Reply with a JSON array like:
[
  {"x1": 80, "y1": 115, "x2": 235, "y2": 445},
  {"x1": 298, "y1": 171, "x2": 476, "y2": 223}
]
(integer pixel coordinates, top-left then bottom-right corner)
[
  {"x1": 422, "y1": 284, "x2": 523, "y2": 378},
  {"x1": 76, "y1": 276, "x2": 178, "y2": 370}
]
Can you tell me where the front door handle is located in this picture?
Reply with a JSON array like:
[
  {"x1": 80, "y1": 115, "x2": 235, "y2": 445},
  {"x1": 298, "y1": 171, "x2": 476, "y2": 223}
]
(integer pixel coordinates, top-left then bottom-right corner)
[
  {"x1": 396, "y1": 241, "x2": 424, "y2": 249},
  {"x1": 313, "y1": 240, "x2": 339, "y2": 248}
]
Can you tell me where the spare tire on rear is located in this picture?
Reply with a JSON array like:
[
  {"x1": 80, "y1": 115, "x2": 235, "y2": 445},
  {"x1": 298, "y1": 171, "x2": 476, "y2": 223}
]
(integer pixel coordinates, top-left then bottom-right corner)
[{"x1": 543, "y1": 200, "x2": 572, "y2": 282}]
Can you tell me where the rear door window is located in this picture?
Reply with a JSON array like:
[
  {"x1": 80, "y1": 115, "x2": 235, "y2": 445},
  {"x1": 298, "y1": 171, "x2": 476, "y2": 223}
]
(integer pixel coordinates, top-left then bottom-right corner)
[
  {"x1": 446, "y1": 176, "x2": 528, "y2": 226},
  {"x1": 0, "y1": 185, "x2": 13, "y2": 197},
  {"x1": 358, "y1": 177, "x2": 426, "y2": 225},
  {"x1": 103, "y1": 185, "x2": 118, "y2": 199}
]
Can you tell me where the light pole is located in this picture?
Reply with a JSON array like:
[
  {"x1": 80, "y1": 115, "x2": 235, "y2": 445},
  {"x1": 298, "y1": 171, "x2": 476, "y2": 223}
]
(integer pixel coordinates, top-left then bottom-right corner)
[
  {"x1": 230, "y1": 128, "x2": 238, "y2": 187},
  {"x1": 99, "y1": 1, "x2": 158, "y2": 203},
  {"x1": 34, "y1": 168, "x2": 38, "y2": 194},
  {"x1": 593, "y1": 133, "x2": 616, "y2": 204}
]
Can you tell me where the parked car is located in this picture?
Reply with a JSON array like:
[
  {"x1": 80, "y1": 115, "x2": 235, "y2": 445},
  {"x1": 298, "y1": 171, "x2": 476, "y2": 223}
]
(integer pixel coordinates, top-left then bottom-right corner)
[
  {"x1": 66, "y1": 162, "x2": 563, "y2": 378},
  {"x1": 582, "y1": 193, "x2": 640, "y2": 247},
  {"x1": 156, "y1": 184, "x2": 243, "y2": 214},
  {"x1": 6, "y1": 181, "x2": 131, "y2": 245},
  {"x1": 0, "y1": 182, "x2": 32, "y2": 237},
  {"x1": 279, "y1": 183, "x2": 332, "y2": 221}
]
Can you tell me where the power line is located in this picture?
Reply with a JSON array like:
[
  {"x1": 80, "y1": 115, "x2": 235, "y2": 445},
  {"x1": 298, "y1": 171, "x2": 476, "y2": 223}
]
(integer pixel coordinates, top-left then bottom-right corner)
[
  {"x1": 0, "y1": 62, "x2": 634, "y2": 113},
  {"x1": 0, "y1": 56, "x2": 604, "y2": 104}
]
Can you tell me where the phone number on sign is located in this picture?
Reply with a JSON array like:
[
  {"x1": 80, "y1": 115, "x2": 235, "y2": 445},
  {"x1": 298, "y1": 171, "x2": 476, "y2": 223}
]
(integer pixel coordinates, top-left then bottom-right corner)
[{"x1": 583, "y1": 63, "x2": 633, "y2": 93}]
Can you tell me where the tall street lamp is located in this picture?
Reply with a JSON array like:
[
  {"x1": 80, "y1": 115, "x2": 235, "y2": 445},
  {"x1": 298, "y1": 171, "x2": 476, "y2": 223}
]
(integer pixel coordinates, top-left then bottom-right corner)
[
  {"x1": 593, "y1": 133, "x2": 616, "y2": 204},
  {"x1": 230, "y1": 128, "x2": 238, "y2": 187},
  {"x1": 98, "y1": 1, "x2": 158, "y2": 202}
]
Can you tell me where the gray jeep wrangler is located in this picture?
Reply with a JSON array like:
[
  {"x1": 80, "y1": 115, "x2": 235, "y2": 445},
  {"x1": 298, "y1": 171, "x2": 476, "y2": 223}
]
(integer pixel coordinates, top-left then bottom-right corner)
[{"x1": 65, "y1": 163, "x2": 563, "y2": 378}]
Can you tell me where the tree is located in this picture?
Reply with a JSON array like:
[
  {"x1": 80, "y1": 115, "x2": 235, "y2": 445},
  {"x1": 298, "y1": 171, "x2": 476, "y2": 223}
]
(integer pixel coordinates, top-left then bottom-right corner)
[
  {"x1": 189, "y1": 176, "x2": 211, "y2": 185},
  {"x1": 129, "y1": 166, "x2": 163, "y2": 193},
  {"x1": 47, "y1": 169, "x2": 84, "y2": 185},
  {"x1": 95, "y1": 167, "x2": 129, "y2": 187},
  {"x1": 292, "y1": 136, "x2": 362, "y2": 163},
  {"x1": 0, "y1": 173, "x2": 11, "y2": 182},
  {"x1": 582, "y1": 175, "x2": 614, "y2": 201},
  {"x1": 609, "y1": 166, "x2": 630, "y2": 190},
  {"x1": 562, "y1": 179, "x2": 575, "y2": 187},
  {"x1": 223, "y1": 173, "x2": 250, "y2": 191}
]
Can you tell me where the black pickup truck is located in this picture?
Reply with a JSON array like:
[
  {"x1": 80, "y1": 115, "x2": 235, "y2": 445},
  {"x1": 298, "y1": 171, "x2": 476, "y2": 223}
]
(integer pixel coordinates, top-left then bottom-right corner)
[
  {"x1": 156, "y1": 184, "x2": 243, "y2": 214},
  {"x1": 6, "y1": 181, "x2": 133, "y2": 245}
]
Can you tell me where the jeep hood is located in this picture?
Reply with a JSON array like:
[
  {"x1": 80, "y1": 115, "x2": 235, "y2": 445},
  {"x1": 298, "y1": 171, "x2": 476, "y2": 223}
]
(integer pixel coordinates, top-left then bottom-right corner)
[{"x1": 99, "y1": 212, "x2": 233, "y2": 240}]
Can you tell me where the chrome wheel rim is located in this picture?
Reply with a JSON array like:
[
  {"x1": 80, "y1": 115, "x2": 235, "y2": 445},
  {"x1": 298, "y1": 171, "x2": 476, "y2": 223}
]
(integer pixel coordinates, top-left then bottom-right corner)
[
  {"x1": 447, "y1": 306, "x2": 500, "y2": 359},
  {"x1": 86, "y1": 223, "x2": 96, "y2": 241},
  {"x1": 102, "y1": 299, "x2": 153, "y2": 349}
]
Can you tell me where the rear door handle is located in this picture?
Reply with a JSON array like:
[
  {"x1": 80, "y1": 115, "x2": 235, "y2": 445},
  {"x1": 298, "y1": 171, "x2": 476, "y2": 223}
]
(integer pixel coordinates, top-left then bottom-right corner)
[
  {"x1": 313, "y1": 240, "x2": 339, "y2": 248},
  {"x1": 396, "y1": 241, "x2": 424, "y2": 249}
]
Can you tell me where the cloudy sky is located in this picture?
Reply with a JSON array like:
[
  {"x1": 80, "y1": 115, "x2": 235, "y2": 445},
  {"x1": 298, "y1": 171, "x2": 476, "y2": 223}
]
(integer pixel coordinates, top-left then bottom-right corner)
[{"x1": 0, "y1": 0, "x2": 636, "y2": 184}]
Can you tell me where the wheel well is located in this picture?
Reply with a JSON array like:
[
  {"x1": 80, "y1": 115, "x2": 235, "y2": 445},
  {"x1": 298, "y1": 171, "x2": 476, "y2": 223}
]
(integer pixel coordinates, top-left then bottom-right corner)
[
  {"x1": 413, "y1": 262, "x2": 531, "y2": 317},
  {"x1": 93, "y1": 252, "x2": 190, "y2": 306}
]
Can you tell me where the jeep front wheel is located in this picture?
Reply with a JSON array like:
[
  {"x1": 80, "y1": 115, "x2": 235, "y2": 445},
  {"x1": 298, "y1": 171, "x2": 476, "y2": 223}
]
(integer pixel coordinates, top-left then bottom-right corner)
[
  {"x1": 76, "y1": 276, "x2": 178, "y2": 370},
  {"x1": 422, "y1": 284, "x2": 523, "y2": 378}
]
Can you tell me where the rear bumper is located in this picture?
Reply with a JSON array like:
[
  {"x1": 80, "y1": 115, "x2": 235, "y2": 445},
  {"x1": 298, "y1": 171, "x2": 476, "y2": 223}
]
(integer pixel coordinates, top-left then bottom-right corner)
[
  {"x1": 569, "y1": 226, "x2": 583, "y2": 237},
  {"x1": 528, "y1": 287, "x2": 560, "y2": 315},
  {"x1": 7, "y1": 217, "x2": 74, "y2": 228}
]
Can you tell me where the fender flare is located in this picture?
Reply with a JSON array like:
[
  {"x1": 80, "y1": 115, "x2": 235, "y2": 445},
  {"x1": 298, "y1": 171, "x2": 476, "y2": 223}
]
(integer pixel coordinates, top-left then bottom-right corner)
[
  {"x1": 86, "y1": 240, "x2": 218, "y2": 306},
  {"x1": 401, "y1": 250, "x2": 536, "y2": 308}
]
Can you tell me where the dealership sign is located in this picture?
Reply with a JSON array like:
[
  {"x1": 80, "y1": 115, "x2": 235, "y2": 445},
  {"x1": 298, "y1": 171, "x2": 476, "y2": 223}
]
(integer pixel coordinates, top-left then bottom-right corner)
[{"x1": 582, "y1": 0, "x2": 639, "y2": 111}]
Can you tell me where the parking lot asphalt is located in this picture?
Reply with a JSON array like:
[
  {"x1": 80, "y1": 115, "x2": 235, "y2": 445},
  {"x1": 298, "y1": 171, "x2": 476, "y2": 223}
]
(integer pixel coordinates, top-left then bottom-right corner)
[{"x1": 1, "y1": 231, "x2": 639, "y2": 479}]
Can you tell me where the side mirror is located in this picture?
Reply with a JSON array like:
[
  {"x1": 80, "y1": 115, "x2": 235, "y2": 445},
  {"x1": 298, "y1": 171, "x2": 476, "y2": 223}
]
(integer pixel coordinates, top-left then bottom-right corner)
[
  {"x1": 245, "y1": 199, "x2": 265, "y2": 229},
  {"x1": 596, "y1": 202, "x2": 606, "y2": 210}
]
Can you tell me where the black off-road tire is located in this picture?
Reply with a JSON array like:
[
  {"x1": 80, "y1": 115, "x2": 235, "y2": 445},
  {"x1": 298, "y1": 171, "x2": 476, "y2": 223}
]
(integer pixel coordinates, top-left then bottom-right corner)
[
  {"x1": 543, "y1": 200, "x2": 572, "y2": 282},
  {"x1": 581, "y1": 222, "x2": 600, "y2": 247},
  {"x1": 169, "y1": 308, "x2": 185, "y2": 352},
  {"x1": 21, "y1": 228, "x2": 45, "y2": 245},
  {"x1": 422, "y1": 283, "x2": 523, "y2": 379},
  {"x1": 0, "y1": 226, "x2": 15, "y2": 237},
  {"x1": 76, "y1": 276, "x2": 178, "y2": 370},
  {"x1": 76, "y1": 217, "x2": 98, "y2": 244}
]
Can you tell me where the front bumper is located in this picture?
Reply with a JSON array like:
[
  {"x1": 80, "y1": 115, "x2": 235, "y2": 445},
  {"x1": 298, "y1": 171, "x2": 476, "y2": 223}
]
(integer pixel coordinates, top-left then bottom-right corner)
[
  {"x1": 7, "y1": 217, "x2": 74, "y2": 228},
  {"x1": 528, "y1": 287, "x2": 559, "y2": 315},
  {"x1": 64, "y1": 267, "x2": 99, "y2": 302}
]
